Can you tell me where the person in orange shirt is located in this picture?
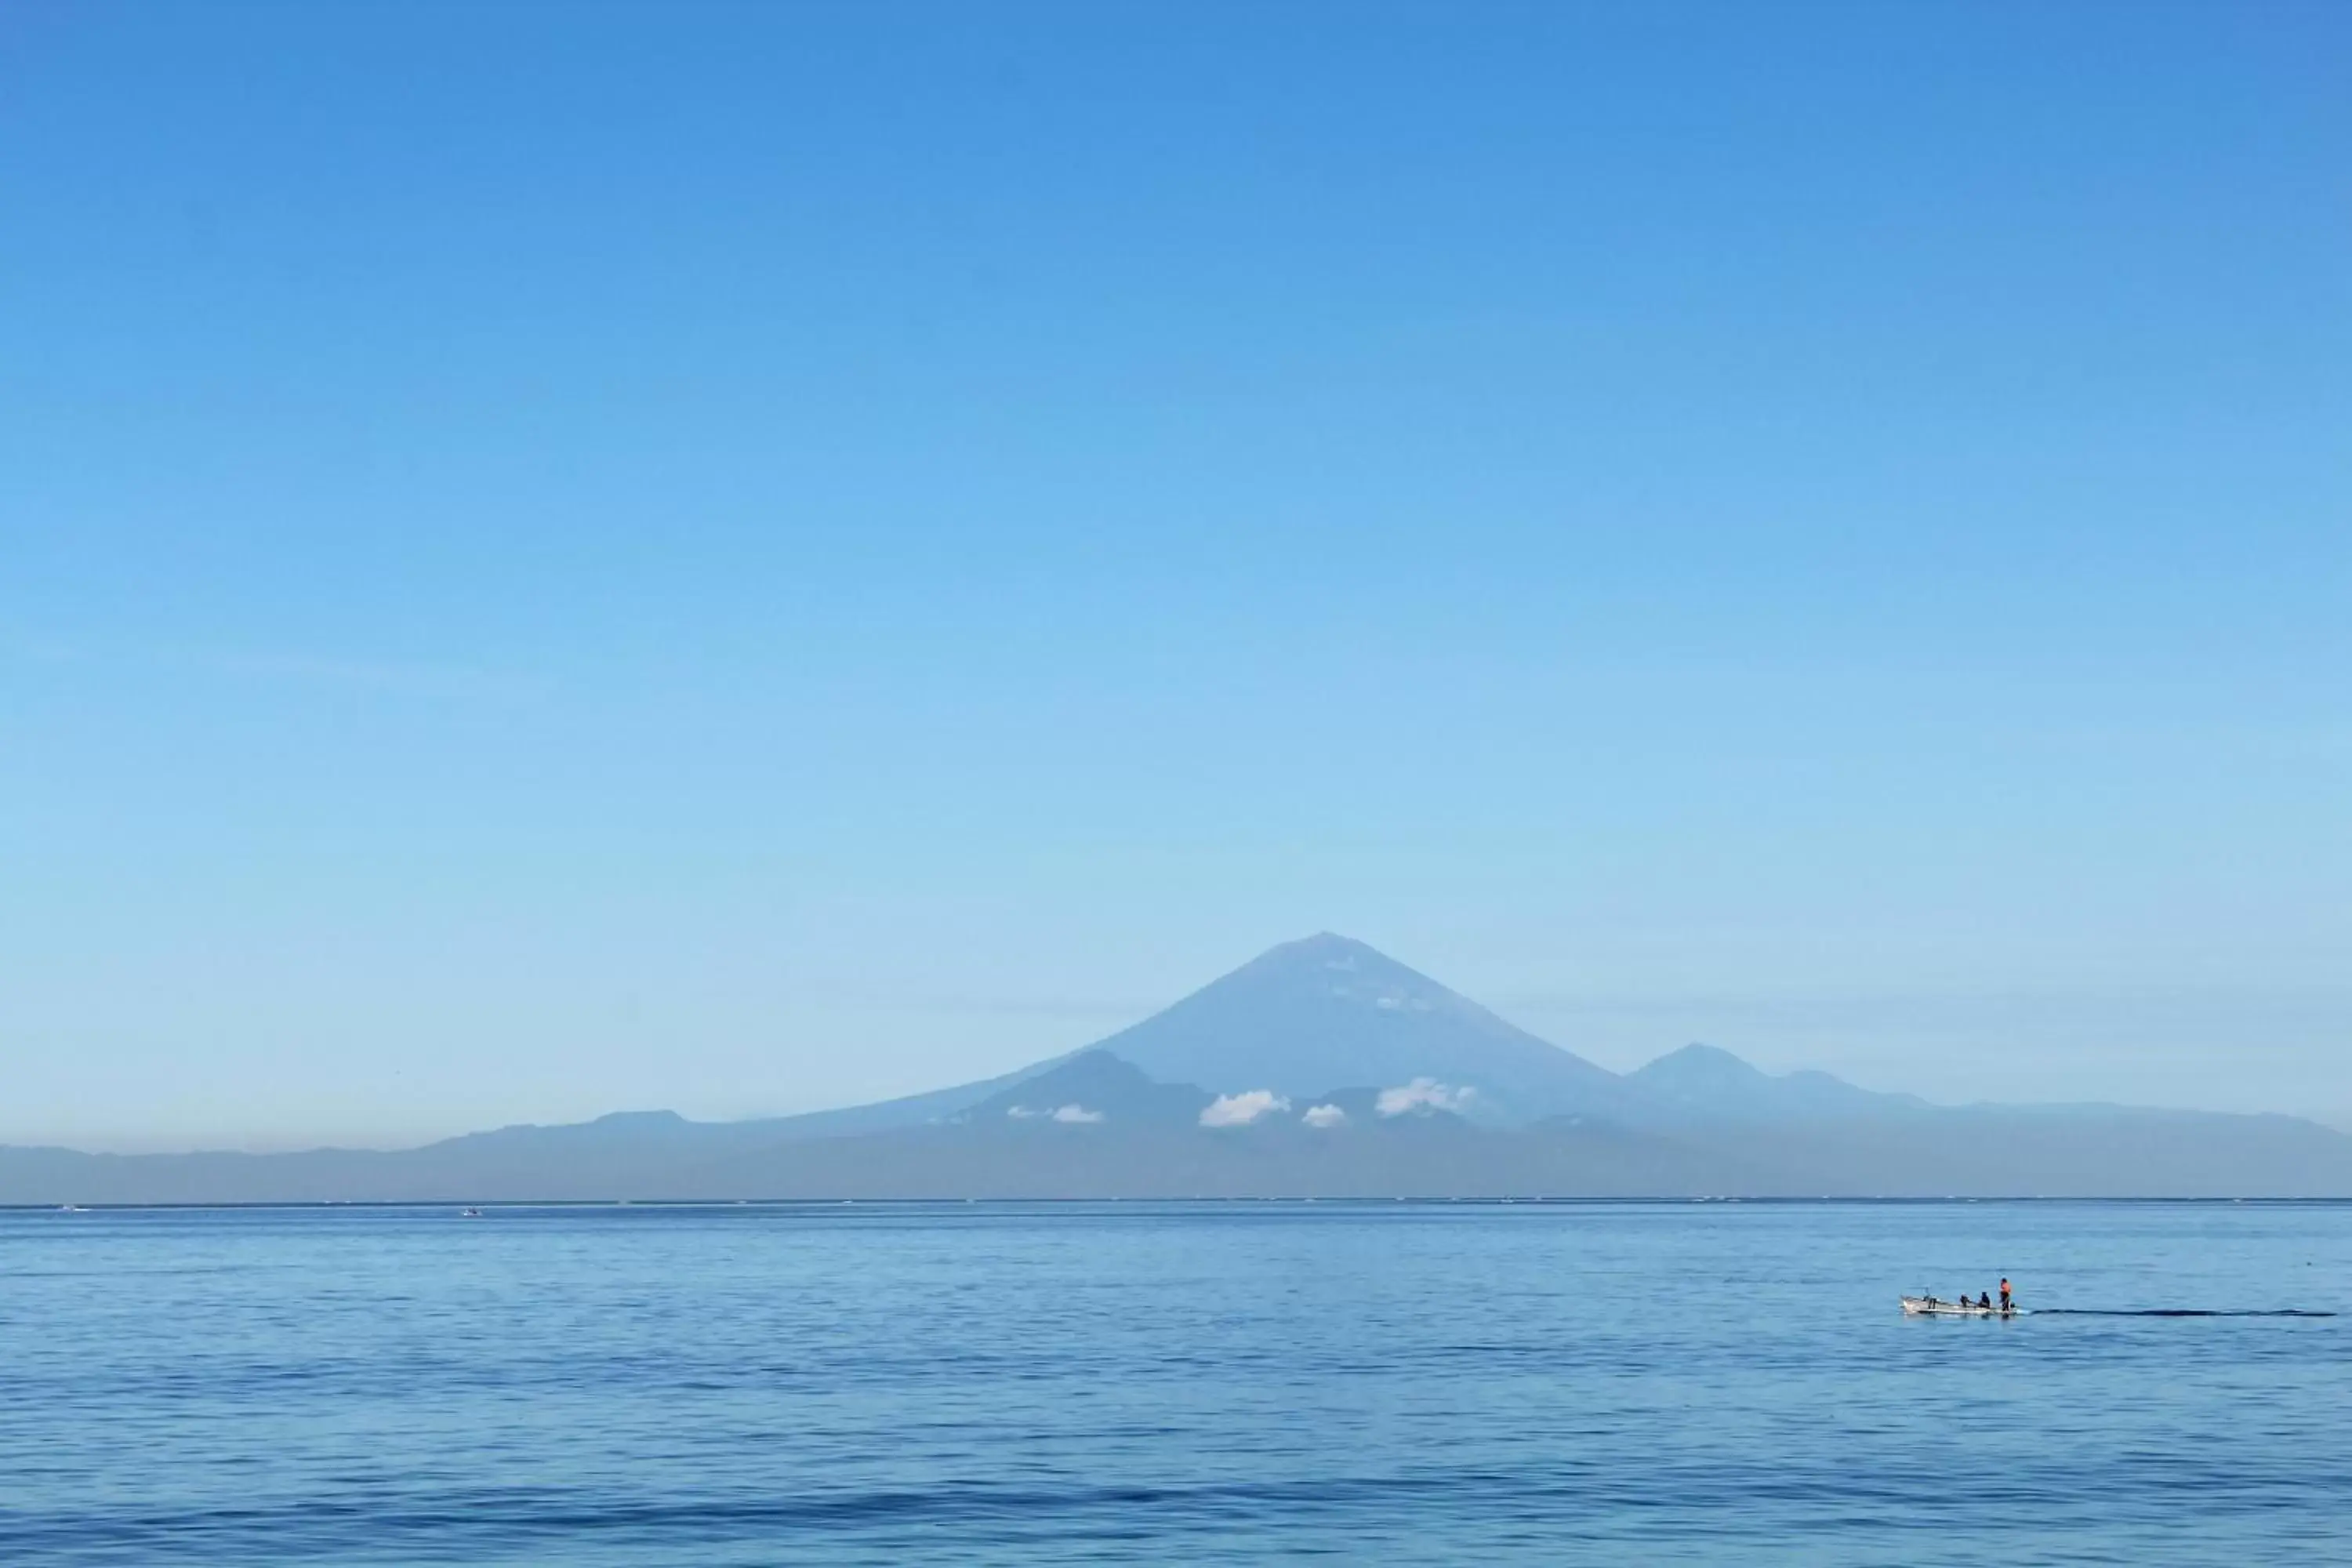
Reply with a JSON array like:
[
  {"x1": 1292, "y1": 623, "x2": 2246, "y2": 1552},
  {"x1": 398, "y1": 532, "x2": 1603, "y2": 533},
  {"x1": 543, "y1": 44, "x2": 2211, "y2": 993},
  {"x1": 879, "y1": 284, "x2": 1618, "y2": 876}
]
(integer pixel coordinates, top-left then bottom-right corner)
[{"x1": 1999, "y1": 1277, "x2": 2013, "y2": 1312}]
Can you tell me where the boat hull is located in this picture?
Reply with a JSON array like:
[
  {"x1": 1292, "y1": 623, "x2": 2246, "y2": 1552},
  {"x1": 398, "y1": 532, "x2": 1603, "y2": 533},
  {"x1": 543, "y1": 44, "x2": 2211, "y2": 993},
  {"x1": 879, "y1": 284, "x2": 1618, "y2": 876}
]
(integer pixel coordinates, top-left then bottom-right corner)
[{"x1": 1901, "y1": 1297, "x2": 2021, "y2": 1317}]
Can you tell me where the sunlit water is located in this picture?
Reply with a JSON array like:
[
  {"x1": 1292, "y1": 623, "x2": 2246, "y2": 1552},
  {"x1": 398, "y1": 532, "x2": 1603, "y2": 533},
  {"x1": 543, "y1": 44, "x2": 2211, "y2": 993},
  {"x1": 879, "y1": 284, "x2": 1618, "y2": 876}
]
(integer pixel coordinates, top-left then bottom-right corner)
[{"x1": 3, "y1": 1201, "x2": 2345, "y2": 1564}]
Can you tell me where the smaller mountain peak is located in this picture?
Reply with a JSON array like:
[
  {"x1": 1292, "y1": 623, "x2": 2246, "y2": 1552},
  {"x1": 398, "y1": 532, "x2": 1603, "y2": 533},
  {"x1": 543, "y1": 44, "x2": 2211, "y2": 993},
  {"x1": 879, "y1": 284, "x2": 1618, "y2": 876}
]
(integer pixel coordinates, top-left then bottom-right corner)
[
  {"x1": 969, "y1": 1050, "x2": 1210, "y2": 1128},
  {"x1": 1018, "y1": 1049, "x2": 1156, "y2": 1093},
  {"x1": 1622, "y1": 1043, "x2": 1900, "y2": 1122},
  {"x1": 1632, "y1": 1044, "x2": 1764, "y2": 1082}
]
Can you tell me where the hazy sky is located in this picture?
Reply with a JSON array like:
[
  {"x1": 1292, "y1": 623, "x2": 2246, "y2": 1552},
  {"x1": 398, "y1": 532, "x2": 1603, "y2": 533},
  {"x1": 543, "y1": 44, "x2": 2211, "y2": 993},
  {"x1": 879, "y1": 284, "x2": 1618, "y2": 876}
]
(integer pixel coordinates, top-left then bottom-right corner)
[{"x1": 5, "y1": 2, "x2": 2347, "y2": 1149}]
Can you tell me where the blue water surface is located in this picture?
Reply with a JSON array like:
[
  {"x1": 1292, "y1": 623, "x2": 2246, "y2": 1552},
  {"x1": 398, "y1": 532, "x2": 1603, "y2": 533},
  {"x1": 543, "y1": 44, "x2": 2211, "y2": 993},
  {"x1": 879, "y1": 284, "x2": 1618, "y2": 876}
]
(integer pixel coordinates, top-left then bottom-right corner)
[{"x1": 2, "y1": 1201, "x2": 2346, "y2": 1564}]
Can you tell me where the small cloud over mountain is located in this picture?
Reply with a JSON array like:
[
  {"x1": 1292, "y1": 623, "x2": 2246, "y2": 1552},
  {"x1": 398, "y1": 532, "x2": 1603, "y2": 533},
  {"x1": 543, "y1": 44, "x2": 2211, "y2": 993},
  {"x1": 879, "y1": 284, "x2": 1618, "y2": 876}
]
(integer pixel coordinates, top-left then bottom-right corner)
[
  {"x1": 1200, "y1": 1090, "x2": 1290, "y2": 1127},
  {"x1": 1007, "y1": 1102, "x2": 1105, "y2": 1123},
  {"x1": 1377, "y1": 1078, "x2": 1475, "y2": 1117},
  {"x1": 1301, "y1": 1104, "x2": 1348, "y2": 1128}
]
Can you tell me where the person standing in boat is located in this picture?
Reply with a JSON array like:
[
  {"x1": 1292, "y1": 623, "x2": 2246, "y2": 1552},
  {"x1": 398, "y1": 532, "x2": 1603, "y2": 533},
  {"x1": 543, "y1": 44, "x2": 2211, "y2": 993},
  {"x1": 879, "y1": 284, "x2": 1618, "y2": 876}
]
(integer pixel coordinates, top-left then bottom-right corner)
[{"x1": 1999, "y1": 1277, "x2": 2013, "y2": 1312}]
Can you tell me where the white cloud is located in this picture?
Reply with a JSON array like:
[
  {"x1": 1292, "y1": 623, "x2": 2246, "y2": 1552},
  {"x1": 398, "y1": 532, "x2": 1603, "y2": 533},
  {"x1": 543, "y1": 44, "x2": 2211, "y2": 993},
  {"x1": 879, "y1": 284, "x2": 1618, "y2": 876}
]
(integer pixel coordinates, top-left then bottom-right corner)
[
  {"x1": 1375, "y1": 1079, "x2": 1476, "y2": 1117},
  {"x1": 1301, "y1": 1104, "x2": 1348, "y2": 1128},
  {"x1": 1200, "y1": 1090, "x2": 1290, "y2": 1127},
  {"x1": 1008, "y1": 1103, "x2": 1103, "y2": 1123}
]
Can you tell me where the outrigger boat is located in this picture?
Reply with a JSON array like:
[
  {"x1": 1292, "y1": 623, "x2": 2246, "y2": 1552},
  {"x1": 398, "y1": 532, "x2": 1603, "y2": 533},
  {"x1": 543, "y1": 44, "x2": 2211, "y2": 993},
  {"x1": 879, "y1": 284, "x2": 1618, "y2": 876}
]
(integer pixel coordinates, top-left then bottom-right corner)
[{"x1": 1902, "y1": 1295, "x2": 2021, "y2": 1317}]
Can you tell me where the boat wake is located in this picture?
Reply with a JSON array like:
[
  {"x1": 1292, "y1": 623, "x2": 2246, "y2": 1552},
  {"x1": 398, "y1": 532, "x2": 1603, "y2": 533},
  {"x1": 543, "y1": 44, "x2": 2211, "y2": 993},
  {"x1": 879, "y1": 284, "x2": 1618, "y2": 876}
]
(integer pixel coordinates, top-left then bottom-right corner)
[
  {"x1": 1901, "y1": 1296, "x2": 2336, "y2": 1319},
  {"x1": 2031, "y1": 1308, "x2": 2335, "y2": 1319}
]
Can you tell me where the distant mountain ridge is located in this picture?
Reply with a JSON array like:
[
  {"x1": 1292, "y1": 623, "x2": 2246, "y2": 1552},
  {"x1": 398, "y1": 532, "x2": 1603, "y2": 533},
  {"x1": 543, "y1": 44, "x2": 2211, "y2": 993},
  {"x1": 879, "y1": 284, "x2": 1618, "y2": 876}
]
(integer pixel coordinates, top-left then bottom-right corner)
[
  {"x1": 7, "y1": 935, "x2": 2351, "y2": 1202},
  {"x1": 1625, "y1": 1044, "x2": 1929, "y2": 1122}
]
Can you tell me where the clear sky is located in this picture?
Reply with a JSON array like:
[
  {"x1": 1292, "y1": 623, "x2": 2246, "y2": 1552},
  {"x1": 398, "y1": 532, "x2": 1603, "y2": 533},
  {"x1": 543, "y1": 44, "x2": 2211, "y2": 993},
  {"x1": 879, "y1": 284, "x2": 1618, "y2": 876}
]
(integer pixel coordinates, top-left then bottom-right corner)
[{"x1": 4, "y1": 1, "x2": 2347, "y2": 1149}]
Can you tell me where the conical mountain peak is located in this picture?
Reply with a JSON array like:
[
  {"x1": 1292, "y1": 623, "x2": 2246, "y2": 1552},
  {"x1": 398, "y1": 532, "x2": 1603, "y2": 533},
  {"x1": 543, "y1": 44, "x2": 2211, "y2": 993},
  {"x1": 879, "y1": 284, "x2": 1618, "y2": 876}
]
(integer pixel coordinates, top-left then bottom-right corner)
[
  {"x1": 1240, "y1": 931, "x2": 1398, "y2": 975},
  {"x1": 1261, "y1": 930, "x2": 1385, "y2": 961},
  {"x1": 1081, "y1": 935, "x2": 1626, "y2": 1121},
  {"x1": 1227, "y1": 933, "x2": 1475, "y2": 1009}
]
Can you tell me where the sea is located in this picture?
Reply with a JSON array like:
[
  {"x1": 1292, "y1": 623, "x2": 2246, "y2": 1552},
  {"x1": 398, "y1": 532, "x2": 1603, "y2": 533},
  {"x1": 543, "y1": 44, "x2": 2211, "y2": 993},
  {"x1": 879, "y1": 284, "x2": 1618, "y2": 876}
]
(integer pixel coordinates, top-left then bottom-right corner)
[{"x1": 2, "y1": 1200, "x2": 2345, "y2": 1565}]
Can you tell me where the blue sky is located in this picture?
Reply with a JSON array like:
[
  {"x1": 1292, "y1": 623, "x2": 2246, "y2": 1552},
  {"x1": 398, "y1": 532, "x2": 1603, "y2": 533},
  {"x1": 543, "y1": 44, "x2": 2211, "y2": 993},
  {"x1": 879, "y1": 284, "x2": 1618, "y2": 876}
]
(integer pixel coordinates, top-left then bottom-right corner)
[{"x1": 4, "y1": 2, "x2": 2347, "y2": 1148}]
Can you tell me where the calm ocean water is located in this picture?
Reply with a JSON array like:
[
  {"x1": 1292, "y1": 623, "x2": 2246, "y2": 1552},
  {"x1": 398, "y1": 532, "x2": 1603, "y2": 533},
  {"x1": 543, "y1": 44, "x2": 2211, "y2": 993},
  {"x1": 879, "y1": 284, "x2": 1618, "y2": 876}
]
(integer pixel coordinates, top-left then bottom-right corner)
[{"x1": 2, "y1": 1200, "x2": 2345, "y2": 1564}]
